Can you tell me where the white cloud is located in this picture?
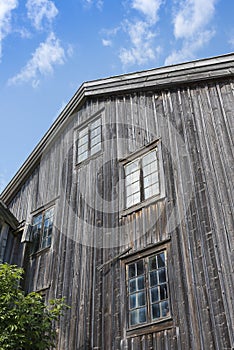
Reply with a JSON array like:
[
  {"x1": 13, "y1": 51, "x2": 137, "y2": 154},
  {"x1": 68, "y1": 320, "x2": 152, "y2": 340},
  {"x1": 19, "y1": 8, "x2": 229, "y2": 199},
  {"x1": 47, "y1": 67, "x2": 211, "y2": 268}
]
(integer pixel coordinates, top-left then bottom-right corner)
[
  {"x1": 102, "y1": 38, "x2": 112, "y2": 47},
  {"x1": 165, "y1": 29, "x2": 215, "y2": 65},
  {"x1": 131, "y1": 0, "x2": 162, "y2": 24},
  {"x1": 8, "y1": 32, "x2": 65, "y2": 87},
  {"x1": 173, "y1": 0, "x2": 216, "y2": 39},
  {"x1": 26, "y1": 0, "x2": 58, "y2": 30},
  {"x1": 82, "y1": 0, "x2": 103, "y2": 10},
  {"x1": 165, "y1": 0, "x2": 217, "y2": 65},
  {"x1": 0, "y1": 0, "x2": 18, "y2": 60},
  {"x1": 119, "y1": 20, "x2": 161, "y2": 66}
]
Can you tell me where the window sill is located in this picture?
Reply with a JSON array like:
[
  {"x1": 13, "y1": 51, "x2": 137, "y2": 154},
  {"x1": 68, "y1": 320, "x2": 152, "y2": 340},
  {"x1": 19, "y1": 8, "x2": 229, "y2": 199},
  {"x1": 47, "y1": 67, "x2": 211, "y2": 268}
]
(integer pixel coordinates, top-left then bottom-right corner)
[
  {"x1": 126, "y1": 317, "x2": 173, "y2": 337},
  {"x1": 30, "y1": 246, "x2": 51, "y2": 259},
  {"x1": 120, "y1": 193, "x2": 165, "y2": 217}
]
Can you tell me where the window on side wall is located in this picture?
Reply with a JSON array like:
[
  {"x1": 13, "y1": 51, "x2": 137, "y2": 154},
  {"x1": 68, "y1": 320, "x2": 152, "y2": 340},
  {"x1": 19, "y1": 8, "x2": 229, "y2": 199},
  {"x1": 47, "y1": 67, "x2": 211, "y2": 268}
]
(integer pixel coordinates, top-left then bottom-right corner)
[
  {"x1": 31, "y1": 207, "x2": 54, "y2": 253},
  {"x1": 76, "y1": 117, "x2": 102, "y2": 164},
  {"x1": 124, "y1": 148, "x2": 160, "y2": 209},
  {"x1": 126, "y1": 249, "x2": 171, "y2": 329}
]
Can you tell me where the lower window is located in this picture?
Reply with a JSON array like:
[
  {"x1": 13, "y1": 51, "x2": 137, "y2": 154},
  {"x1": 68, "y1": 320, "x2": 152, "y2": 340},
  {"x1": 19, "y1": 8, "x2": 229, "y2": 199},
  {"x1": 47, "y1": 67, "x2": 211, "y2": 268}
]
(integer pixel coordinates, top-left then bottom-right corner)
[
  {"x1": 126, "y1": 250, "x2": 170, "y2": 328},
  {"x1": 31, "y1": 207, "x2": 54, "y2": 253}
]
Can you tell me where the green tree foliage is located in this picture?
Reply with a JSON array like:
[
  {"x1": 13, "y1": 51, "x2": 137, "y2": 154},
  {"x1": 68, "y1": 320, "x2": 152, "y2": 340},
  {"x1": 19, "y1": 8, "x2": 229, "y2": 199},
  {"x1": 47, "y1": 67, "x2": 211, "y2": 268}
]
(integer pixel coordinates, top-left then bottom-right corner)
[{"x1": 0, "y1": 263, "x2": 67, "y2": 350}]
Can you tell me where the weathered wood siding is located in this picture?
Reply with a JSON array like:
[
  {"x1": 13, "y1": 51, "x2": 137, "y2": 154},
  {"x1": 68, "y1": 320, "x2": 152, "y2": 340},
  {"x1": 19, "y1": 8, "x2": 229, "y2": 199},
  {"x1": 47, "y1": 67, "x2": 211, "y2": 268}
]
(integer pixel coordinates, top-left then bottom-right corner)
[{"x1": 6, "y1": 78, "x2": 234, "y2": 349}]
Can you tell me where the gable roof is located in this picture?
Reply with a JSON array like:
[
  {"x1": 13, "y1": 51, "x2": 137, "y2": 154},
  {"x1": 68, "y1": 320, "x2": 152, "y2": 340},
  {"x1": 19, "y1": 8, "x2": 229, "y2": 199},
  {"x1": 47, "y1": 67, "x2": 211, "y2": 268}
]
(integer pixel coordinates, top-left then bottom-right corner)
[{"x1": 1, "y1": 53, "x2": 234, "y2": 203}]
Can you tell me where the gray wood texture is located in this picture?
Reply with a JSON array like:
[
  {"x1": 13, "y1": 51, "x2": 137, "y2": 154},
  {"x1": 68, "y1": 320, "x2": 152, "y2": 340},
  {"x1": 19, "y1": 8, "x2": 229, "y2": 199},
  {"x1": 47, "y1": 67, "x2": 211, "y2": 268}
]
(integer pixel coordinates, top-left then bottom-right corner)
[{"x1": 1, "y1": 55, "x2": 233, "y2": 349}]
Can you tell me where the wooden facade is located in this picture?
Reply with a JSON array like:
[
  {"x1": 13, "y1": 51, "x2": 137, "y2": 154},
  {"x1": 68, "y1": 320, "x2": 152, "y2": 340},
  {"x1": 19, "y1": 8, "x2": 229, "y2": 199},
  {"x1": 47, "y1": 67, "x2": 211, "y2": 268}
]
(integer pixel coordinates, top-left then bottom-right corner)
[{"x1": 0, "y1": 54, "x2": 233, "y2": 349}]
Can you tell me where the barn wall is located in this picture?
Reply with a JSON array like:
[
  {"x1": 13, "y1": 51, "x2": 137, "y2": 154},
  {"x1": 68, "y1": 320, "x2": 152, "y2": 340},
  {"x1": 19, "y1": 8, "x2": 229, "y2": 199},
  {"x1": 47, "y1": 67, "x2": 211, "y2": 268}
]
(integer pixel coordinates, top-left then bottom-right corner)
[{"x1": 6, "y1": 78, "x2": 234, "y2": 349}]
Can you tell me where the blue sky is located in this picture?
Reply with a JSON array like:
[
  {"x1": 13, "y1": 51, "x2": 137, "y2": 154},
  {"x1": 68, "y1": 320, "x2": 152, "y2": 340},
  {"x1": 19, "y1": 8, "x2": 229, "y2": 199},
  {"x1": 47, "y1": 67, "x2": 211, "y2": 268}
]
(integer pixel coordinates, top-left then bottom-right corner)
[{"x1": 0, "y1": 0, "x2": 233, "y2": 192}]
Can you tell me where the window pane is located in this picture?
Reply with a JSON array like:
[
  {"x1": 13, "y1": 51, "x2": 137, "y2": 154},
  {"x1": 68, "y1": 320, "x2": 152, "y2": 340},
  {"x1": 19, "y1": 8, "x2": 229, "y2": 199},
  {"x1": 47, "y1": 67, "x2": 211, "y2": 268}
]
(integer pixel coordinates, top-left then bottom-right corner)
[
  {"x1": 90, "y1": 133, "x2": 101, "y2": 146},
  {"x1": 126, "y1": 181, "x2": 140, "y2": 196},
  {"x1": 137, "y1": 276, "x2": 145, "y2": 290},
  {"x1": 136, "y1": 260, "x2": 144, "y2": 275},
  {"x1": 157, "y1": 253, "x2": 165, "y2": 268},
  {"x1": 158, "y1": 268, "x2": 166, "y2": 283},
  {"x1": 78, "y1": 151, "x2": 88, "y2": 163},
  {"x1": 125, "y1": 160, "x2": 139, "y2": 176},
  {"x1": 126, "y1": 192, "x2": 140, "y2": 208},
  {"x1": 79, "y1": 127, "x2": 88, "y2": 138},
  {"x1": 152, "y1": 303, "x2": 160, "y2": 319},
  {"x1": 159, "y1": 284, "x2": 168, "y2": 300},
  {"x1": 137, "y1": 291, "x2": 146, "y2": 306},
  {"x1": 129, "y1": 279, "x2": 136, "y2": 293},
  {"x1": 128, "y1": 263, "x2": 136, "y2": 278},
  {"x1": 161, "y1": 301, "x2": 170, "y2": 317},
  {"x1": 129, "y1": 294, "x2": 136, "y2": 309},
  {"x1": 126, "y1": 170, "x2": 140, "y2": 185},
  {"x1": 78, "y1": 143, "x2": 88, "y2": 155},
  {"x1": 142, "y1": 150, "x2": 157, "y2": 166},
  {"x1": 149, "y1": 256, "x2": 157, "y2": 271},
  {"x1": 90, "y1": 125, "x2": 101, "y2": 138},
  {"x1": 91, "y1": 118, "x2": 101, "y2": 130},
  {"x1": 151, "y1": 287, "x2": 159, "y2": 303},
  {"x1": 139, "y1": 307, "x2": 146, "y2": 323},
  {"x1": 130, "y1": 309, "x2": 138, "y2": 326},
  {"x1": 143, "y1": 173, "x2": 159, "y2": 187},
  {"x1": 90, "y1": 142, "x2": 101, "y2": 155},
  {"x1": 143, "y1": 162, "x2": 158, "y2": 176},
  {"x1": 144, "y1": 182, "x2": 160, "y2": 199},
  {"x1": 78, "y1": 134, "x2": 88, "y2": 147},
  {"x1": 149, "y1": 271, "x2": 158, "y2": 287}
]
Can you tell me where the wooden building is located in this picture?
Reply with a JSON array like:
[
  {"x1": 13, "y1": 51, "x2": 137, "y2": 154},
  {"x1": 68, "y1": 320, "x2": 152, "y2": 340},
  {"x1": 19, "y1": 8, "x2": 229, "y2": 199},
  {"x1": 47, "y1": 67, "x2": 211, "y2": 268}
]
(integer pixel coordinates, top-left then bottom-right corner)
[{"x1": 0, "y1": 53, "x2": 233, "y2": 349}]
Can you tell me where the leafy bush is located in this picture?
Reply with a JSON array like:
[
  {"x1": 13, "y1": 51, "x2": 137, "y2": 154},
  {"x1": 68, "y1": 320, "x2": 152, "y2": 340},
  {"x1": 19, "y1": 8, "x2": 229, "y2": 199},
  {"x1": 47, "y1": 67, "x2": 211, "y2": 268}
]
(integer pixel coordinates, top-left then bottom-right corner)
[{"x1": 0, "y1": 263, "x2": 67, "y2": 350}]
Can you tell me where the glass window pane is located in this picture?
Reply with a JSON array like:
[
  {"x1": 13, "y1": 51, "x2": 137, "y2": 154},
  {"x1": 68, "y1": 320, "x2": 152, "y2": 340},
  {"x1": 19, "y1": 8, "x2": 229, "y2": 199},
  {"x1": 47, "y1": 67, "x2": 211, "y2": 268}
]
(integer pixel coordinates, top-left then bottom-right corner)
[
  {"x1": 136, "y1": 260, "x2": 144, "y2": 275},
  {"x1": 151, "y1": 287, "x2": 159, "y2": 303},
  {"x1": 90, "y1": 134, "x2": 101, "y2": 147},
  {"x1": 159, "y1": 284, "x2": 168, "y2": 300},
  {"x1": 78, "y1": 151, "x2": 88, "y2": 162},
  {"x1": 161, "y1": 301, "x2": 170, "y2": 317},
  {"x1": 78, "y1": 143, "x2": 88, "y2": 155},
  {"x1": 125, "y1": 160, "x2": 139, "y2": 176},
  {"x1": 78, "y1": 134, "x2": 88, "y2": 147},
  {"x1": 137, "y1": 276, "x2": 145, "y2": 290},
  {"x1": 152, "y1": 303, "x2": 160, "y2": 319},
  {"x1": 139, "y1": 307, "x2": 146, "y2": 323},
  {"x1": 142, "y1": 150, "x2": 157, "y2": 166},
  {"x1": 149, "y1": 256, "x2": 157, "y2": 271},
  {"x1": 157, "y1": 253, "x2": 165, "y2": 268},
  {"x1": 130, "y1": 310, "x2": 138, "y2": 326},
  {"x1": 129, "y1": 279, "x2": 136, "y2": 293},
  {"x1": 91, "y1": 118, "x2": 101, "y2": 130},
  {"x1": 33, "y1": 214, "x2": 42, "y2": 225},
  {"x1": 158, "y1": 268, "x2": 166, "y2": 283},
  {"x1": 126, "y1": 181, "x2": 140, "y2": 196},
  {"x1": 129, "y1": 294, "x2": 136, "y2": 309},
  {"x1": 149, "y1": 271, "x2": 158, "y2": 287},
  {"x1": 45, "y1": 207, "x2": 54, "y2": 219},
  {"x1": 128, "y1": 263, "x2": 136, "y2": 278},
  {"x1": 126, "y1": 192, "x2": 140, "y2": 208},
  {"x1": 90, "y1": 143, "x2": 101, "y2": 155},
  {"x1": 144, "y1": 182, "x2": 160, "y2": 199},
  {"x1": 79, "y1": 127, "x2": 88, "y2": 138},
  {"x1": 90, "y1": 125, "x2": 101, "y2": 138},
  {"x1": 126, "y1": 170, "x2": 140, "y2": 184},
  {"x1": 143, "y1": 173, "x2": 159, "y2": 187},
  {"x1": 143, "y1": 162, "x2": 158, "y2": 176},
  {"x1": 137, "y1": 291, "x2": 146, "y2": 306}
]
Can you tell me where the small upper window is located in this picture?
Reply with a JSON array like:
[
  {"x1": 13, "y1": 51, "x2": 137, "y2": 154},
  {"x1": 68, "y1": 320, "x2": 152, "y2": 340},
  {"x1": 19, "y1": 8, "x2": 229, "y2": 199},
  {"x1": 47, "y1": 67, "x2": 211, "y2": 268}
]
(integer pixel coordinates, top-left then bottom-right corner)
[
  {"x1": 31, "y1": 207, "x2": 54, "y2": 253},
  {"x1": 126, "y1": 250, "x2": 170, "y2": 328},
  {"x1": 77, "y1": 118, "x2": 102, "y2": 163},
  {"x1": 124, "y1": 148, "x2": 160, "y2": 208}
]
